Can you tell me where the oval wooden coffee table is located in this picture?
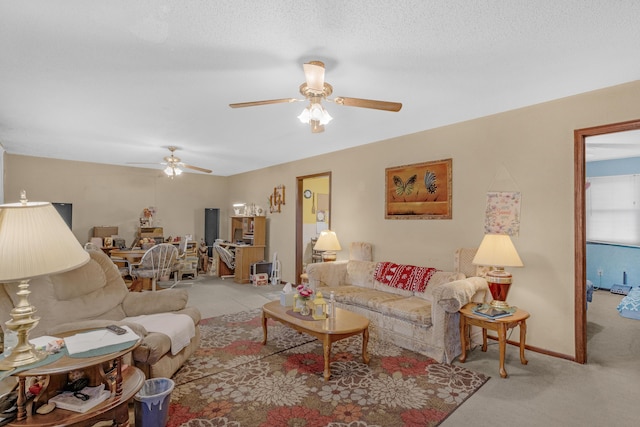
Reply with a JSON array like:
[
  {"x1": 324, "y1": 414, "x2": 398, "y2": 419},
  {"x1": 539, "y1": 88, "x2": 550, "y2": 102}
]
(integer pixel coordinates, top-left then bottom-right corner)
[{"x1": 262, "y1": 300, "x2": 370, "y2": 381}]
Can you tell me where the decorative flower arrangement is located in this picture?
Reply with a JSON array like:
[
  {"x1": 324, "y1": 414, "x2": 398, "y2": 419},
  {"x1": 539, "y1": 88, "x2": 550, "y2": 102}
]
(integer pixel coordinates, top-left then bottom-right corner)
[
  {"x1": 143, "y1": 206, "x2": 156, "y2": 219},
  {"x1": 295, "y1": 284, "x2": 314, "y2": 315},
  {"x1": 296, "y1": 284, "x2": 314, "y2": 300},
  {"x1": 141, "y1": 206, "x2": 157, "y2": 226}
]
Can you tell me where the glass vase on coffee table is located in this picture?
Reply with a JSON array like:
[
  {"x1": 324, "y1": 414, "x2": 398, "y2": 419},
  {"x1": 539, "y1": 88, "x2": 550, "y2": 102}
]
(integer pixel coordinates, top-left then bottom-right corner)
[
  {"x1": 300, "y1": 301, "x2": 311, "y2": 316},
  {"x1": 295, "y1": 284, "x2": 314, "y2": 315}
]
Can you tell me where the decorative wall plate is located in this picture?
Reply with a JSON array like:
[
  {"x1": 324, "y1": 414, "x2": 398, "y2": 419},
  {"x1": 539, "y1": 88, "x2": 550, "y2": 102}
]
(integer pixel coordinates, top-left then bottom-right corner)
[{"x1": 304, "y1": 189, "x2": 312, "y2": 199}]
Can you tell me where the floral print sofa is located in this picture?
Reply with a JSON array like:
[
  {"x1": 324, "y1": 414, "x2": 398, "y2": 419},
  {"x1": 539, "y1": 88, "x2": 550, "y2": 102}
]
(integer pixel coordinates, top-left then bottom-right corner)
[{"x1": 305, "y1": 249, "x2": 488, "y2": 363}]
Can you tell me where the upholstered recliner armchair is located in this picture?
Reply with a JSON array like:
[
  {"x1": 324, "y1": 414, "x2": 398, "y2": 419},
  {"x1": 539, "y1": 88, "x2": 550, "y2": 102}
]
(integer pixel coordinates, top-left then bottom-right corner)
[{"x1": 0, "y1": 250, "x2": 201, "y2": 379}]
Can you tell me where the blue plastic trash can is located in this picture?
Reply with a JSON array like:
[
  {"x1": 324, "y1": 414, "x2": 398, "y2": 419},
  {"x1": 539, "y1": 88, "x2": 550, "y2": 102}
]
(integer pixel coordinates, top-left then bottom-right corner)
[{"x1": 134, "y1": 377, "x2": 174, "y2": 427}]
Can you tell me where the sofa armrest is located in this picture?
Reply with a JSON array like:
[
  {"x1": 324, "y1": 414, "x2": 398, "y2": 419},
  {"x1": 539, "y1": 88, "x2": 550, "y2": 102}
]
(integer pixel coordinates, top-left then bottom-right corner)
[
  {"x1": 429, "y1": 276, "x2": 489, "y2": 363},
  {"x1": 47, "y1": 319, "x2": 148, "y2": 338},
  {"x1": 305, "y1": 261, "x2": 348, "y2": 287},
  {"x1": 122, "y1": 289, "x2": 189, "y2": 317},
  {"x1": 432, "y1": 276, "x2": 489, "y2": 313}
]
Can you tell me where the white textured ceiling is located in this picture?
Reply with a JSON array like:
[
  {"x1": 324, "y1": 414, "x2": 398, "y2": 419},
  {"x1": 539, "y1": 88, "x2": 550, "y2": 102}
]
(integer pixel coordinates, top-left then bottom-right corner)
[{"x1": 1, "y1": 1, "x2": 640, "y2": 176}]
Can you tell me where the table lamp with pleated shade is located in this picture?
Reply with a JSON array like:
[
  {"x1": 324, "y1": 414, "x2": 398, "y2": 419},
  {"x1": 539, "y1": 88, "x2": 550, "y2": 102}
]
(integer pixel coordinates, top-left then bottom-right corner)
[
  {"x1": 472, "y1": 233, "x2": 524, "y2": 309},
  {"x1": 0, "y1": 191, "x2": 89, "y2": 369},
  {"x1": 313, "y1": 230, "x2": 342, "y2": 262}
]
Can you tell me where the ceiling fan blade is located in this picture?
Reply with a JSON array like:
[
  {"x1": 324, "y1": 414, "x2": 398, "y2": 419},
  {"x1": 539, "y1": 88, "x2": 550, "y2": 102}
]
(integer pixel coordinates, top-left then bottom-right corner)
[
  {"x1": 183, "y1": 164, "x2": 212, "y2": 174},
  {"x1": 303, "y1": 61, "x2": 325, "y2": 91},
  {"x1": 126, "y1": 162, "x2": 163, "y2": 165},
  {"x1": 229, "y1": 98, "x2": 300, "y2": 108},
  {"x1": 332, "y1": 96, "x2": 402, "y2": 112}
]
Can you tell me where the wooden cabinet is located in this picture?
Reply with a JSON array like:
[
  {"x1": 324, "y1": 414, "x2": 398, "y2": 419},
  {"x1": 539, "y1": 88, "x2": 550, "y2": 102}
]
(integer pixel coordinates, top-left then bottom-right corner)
[
  {"x1": 234, "y1": 245, "x2": 267, "y2": 283},
  {"x1": 230, "y1": 216, "x2": 265, "y2": 246},
  {"x1": 228, "y1": 216, "x2": 267, "y2": 284}
]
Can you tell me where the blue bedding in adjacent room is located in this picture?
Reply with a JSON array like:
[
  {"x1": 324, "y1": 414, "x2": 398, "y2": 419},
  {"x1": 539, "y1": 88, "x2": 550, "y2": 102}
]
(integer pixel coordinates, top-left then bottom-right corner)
[{"x1": 617, "y1": 286, "x2": 640, "y2": 320}]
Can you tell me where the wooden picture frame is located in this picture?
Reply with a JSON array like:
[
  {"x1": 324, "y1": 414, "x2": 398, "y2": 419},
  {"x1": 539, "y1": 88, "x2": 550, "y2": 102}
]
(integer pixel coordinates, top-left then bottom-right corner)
[
  {"x1": 103, "y1": 237, "x2": 113, "y2": 248},
  {"x1": 385, "y1": 158, "x2": 452, "y2": 219},
  {"x1": 269, "y1": 185, "x2": 286, "y2": 213}
]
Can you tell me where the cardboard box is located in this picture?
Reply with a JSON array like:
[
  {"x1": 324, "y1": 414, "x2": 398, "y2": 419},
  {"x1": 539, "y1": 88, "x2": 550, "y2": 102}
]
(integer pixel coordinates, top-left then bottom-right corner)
[
  {"x1": 93, "y1": 226, "x2": 118, "y2": 238},
  {"x1": 139, "y1": 227, "x2": 163, "y2": 238}
]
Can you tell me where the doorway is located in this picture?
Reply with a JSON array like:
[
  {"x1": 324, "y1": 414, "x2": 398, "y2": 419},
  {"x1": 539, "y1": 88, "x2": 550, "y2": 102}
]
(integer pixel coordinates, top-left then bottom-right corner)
[
  {"x1": 574, "y1": 118, "x2": 640, "y2": 363},
  {"x1": 295, "y1": 172, "x2": 332, "y2": 282},
  {"x1": 204, "y1": 208, "x2": 220, "y2": 257}
]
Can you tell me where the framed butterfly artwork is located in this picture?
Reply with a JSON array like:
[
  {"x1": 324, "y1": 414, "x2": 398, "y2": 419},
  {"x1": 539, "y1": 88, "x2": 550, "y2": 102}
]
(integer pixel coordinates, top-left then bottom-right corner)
[{"x1": 385, "y1": 158, "x2": 452, "y2": 219}]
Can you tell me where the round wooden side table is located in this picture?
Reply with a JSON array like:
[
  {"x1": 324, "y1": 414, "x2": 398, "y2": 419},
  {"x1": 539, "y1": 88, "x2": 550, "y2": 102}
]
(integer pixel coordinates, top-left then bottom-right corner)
[{"x1": 459, "y1": 303, "x2": 530, "y2": 378}]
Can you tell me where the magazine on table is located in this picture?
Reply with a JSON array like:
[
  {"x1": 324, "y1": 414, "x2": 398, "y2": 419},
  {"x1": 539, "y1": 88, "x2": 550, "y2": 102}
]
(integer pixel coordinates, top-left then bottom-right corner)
[
  {"x1": 63, "y1": 326, "x2": 138, "y2": 355},
  {"x1": 472, "y1": 305, "x2": 513, "y2": 319},
  {"x1": 48, "y1": 384, "x2": 110, "y2": 413}
]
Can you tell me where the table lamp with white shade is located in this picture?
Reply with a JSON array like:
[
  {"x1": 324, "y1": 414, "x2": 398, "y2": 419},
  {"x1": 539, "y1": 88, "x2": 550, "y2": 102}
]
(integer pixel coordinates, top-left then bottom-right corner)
[
  {"x1": 0, "y1": 191, "x2": 90, "y2": 369},
  {"x1": 472, "y1": 233, "x2": 524, "y2": 309},
  {"x1": 313, "y1": 230, "x2": 342, "y2": 262}
]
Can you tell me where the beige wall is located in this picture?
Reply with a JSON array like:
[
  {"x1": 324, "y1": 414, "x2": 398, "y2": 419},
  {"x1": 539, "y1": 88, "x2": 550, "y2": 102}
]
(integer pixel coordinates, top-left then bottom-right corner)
[
  {"x1": 228, "y1": 80, "x2": 640, "y2": 357},
  {"x1": 4, "y1": 156, "x2": 230, "y2": 246},
  {"x1": 5, "y1": 80, "x2": 640, "y2": 357}
]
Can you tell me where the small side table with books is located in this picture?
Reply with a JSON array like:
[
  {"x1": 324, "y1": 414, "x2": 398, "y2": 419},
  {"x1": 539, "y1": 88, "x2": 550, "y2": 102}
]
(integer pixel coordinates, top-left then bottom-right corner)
[
  {"x1": 3, "y1": 328, "x2": 144, "y2": 426},
  {"x1": 458, "y1": 303, "x2": 530, "y2": 378}
]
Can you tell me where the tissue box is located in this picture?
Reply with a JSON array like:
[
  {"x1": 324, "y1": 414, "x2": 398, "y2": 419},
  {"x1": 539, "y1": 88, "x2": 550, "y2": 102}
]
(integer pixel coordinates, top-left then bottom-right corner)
[{"x1": 280, "y1": 292, "x2": 295, "y2": 307}]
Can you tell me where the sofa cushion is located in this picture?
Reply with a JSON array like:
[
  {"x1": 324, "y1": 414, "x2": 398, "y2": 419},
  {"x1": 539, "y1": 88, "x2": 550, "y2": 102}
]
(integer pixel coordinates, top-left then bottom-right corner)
[
  {"x1": 52, "y1": 258, "x2": 107, "y2": 300},
  {"x1": 319, "y1": 284, "x2": 371, "y2": 299},
  {"x1": 4, "y1": 252, "x2": 129, "y2": 337},
  {"x1": 373, "y1": 280, "x2": 414, "y2": 297},
  {"x1": 346, "y1": 260, "x2": 375, "y2": 288},
  {"x1": 323, "y1": 285, "x2": 432, "y2": 326},
  {"x1": 375, "y1": 296, "x2": 432, "y2": 326},
  {"x1": 349, "y1": 242, "x2": 373, "y2": 261},
  {"x1": 122, "y1": 289, "x2": 189, "y2": 316}
]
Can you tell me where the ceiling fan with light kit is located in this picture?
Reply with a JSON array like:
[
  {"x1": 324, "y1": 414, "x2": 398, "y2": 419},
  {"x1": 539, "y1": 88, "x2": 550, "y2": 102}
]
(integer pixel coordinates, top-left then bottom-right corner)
[
  {"x1": 229, "y1": 61, "x2": 403, "y2": 133},
  {"x1": 128, "y1": 146, "x2": 212, "y2": 178}
]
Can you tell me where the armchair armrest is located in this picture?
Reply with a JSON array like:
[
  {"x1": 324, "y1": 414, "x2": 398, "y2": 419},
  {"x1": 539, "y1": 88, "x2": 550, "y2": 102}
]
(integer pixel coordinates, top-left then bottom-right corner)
[
  {"x1": 122, "y1": 289, "x2": 189, "y2": 317},
  {"x1": 46, "y1": 319, "x2": 148, "y2": 338},
  {"x1": 305, "y1": 261, "x2": 348, "y2": 287}
]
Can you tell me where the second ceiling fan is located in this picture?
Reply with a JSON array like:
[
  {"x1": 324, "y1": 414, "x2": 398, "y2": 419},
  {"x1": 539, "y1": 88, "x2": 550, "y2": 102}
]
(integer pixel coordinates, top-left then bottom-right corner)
[
  {"x1": 229, "y1": 61, "x2": 402, "y2": 133},
  {"x1": 128, "y1": 146, "x2": 212, "y2": 178}
]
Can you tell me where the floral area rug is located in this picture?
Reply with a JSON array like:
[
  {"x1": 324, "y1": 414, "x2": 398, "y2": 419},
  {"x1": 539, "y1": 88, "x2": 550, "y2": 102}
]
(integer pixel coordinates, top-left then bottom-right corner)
[{"x1": 168, "y1": 309, "x2": 489, "y2": 427}]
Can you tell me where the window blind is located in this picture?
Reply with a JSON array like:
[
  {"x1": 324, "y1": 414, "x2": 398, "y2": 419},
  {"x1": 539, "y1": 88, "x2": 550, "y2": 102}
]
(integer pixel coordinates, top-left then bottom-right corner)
[{"x1": 586, "y1": 174, "x2": 640, "y2": 246}]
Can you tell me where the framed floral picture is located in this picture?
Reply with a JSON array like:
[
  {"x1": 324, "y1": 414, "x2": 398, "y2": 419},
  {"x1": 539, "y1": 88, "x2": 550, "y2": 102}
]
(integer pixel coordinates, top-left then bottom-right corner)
[
  {"x1": 385, "y1": 158, "x2": 452, "y2": 219},
  {"x1": 484, "y1": 191, "x2": 521, "y2": 235}
]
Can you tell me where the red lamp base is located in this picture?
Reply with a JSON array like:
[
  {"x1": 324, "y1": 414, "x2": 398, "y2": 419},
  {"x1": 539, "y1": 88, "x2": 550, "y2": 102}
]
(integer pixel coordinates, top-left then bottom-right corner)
[{"x1": 486, "y1": 269, "x2": 513, "y2": 309}]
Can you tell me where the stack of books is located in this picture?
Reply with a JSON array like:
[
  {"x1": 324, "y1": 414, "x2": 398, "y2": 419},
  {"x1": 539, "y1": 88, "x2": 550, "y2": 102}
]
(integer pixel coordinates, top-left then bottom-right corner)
[
  {"x1": 472, "y1": 305, "x2": 513, "y2": 319},
  {"x1": 49, "y1": 384, "x2": 110, "y2": 413}
]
